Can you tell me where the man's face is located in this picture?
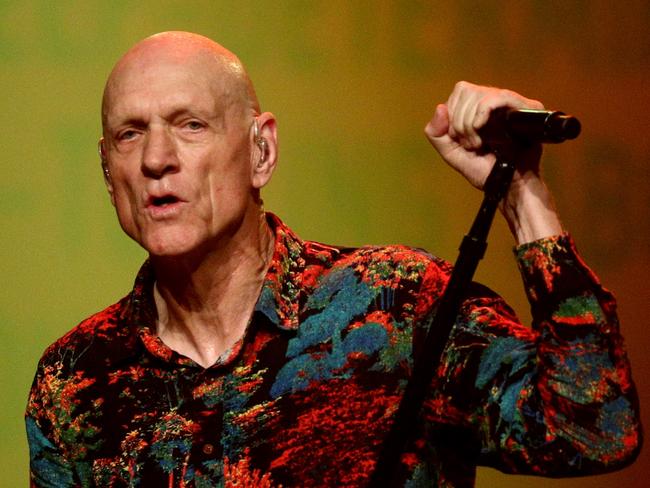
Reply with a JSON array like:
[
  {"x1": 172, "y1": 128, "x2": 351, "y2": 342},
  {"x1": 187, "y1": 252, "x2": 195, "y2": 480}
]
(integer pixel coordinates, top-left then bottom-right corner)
[{"x1": 102, "y1": 55, "x2": 256, "y2": 257}]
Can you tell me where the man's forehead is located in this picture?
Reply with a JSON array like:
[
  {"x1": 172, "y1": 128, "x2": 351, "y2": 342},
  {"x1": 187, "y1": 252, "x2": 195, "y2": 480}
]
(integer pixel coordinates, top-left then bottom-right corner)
[
  {"x1": 108, "y1": 88, "x2": 221, "y2": 122},
  {"x1": 101, "y1": 32, "x2": 258, "y2": 129},
  {"x1": 109, "y1": 44, "x2": 230, "y2": 91},
  {"x1": 104, "y1": 56, "x2": 237, "y2": 125}
]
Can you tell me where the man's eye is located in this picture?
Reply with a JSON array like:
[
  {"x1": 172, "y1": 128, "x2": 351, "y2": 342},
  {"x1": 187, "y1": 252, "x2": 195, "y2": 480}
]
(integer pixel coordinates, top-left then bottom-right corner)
[
  {"x1": 186, "y1": 121, "x2": 204, "y2": 130},
  {"x1": 118, "y1": 130, "x2": 137, "y2": 141}
]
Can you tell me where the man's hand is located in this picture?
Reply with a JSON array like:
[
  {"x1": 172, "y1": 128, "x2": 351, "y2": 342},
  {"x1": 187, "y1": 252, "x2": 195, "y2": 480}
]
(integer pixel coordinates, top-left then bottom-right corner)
[{"x1": 424, "y1": 81, "x2": 563, "y2": 244}]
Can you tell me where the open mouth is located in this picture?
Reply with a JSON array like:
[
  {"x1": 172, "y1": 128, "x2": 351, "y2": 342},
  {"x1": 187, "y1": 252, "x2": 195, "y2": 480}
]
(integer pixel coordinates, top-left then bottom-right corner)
[{"x1": 151, "y1": 195, "x2": 179, "y2": 207}]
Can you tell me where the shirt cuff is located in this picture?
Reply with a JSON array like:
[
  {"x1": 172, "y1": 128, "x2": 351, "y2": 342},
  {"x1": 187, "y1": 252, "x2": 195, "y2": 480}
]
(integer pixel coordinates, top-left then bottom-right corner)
[{"x1": 513, "y1": 233, "x2": 604, "y2": 309}]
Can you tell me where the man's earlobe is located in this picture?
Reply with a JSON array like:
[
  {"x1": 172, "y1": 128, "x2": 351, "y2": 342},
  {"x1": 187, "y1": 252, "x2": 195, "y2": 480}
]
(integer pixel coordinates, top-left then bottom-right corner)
[
  {"x1": 101, "y1": 161, "x2": 112, "y2": 183},
  {"x1": 101, "y1": 162, "x2": 116, "y2": 206}
]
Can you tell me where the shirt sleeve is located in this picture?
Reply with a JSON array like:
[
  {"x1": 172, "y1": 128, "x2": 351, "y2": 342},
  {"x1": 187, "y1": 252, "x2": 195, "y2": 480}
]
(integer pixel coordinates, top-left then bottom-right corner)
[
  {"x1": 425, "y1": 233, "x2": 642, "y2": 476},
  {"x1": 25, "y1": 361, "x2": 79, "y2": 487}
]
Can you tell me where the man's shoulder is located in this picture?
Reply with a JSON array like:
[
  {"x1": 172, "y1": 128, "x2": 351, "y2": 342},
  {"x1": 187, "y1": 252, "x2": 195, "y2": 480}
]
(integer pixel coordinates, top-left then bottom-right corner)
[
  {"x1": 271, "y1": 214, "x2": 451, "y2": 281},
  {"x1": 37, "y1": 295, "x2": 134, "y2": 374},
  {"x1": 303, "y1": 239, "x2": 451, "y2": 286}
]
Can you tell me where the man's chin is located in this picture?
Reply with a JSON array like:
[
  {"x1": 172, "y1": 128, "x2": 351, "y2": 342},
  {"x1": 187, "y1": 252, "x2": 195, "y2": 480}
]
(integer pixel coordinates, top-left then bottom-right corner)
[{"x1": 139, "y1": 233, "x2": 200, "y2": 259}]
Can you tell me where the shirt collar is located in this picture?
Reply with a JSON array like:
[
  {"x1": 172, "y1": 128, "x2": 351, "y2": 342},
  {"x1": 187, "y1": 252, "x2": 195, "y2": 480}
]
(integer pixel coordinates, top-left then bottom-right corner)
[{"x1": 253, "y1": 212, "x2": 307, "y2": 330}]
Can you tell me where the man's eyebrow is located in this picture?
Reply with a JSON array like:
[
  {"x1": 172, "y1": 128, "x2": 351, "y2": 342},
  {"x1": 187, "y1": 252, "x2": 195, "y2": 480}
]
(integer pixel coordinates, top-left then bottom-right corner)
[
  {"x1": 165, "y1": 107, "x2": 203, "y2": 120},
  {"x1": 108, "y1": 104, "x2": 226, "y2": 131},
  {"x1": 109, "y1": 109, "x2": 196, "y2": 129},
  {"x1": 167, "y1": 106, "x2": 227, "y2": 128},
  {"x1": 105, "y1": 118, "x2": 147, "y2": 138},
  {"x1": 114, "y1": 116, "x2": 147, "y2": 127}
]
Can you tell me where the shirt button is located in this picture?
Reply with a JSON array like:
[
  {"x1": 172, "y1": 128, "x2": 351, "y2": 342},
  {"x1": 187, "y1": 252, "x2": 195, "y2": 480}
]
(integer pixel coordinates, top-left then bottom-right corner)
[{"x1": 202, "y1": 443, "x2": 214, "y2": 455}]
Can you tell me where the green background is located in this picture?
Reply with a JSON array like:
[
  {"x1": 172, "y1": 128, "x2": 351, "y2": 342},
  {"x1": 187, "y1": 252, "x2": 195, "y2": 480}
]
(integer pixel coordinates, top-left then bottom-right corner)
[{"x1": 2, "y1": 1, "x2": 649, "y2": 486}]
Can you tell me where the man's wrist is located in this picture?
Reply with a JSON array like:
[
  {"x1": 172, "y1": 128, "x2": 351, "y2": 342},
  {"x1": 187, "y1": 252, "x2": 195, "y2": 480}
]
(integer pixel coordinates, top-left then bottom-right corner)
[{"x1": 500, "y1": 174, "x2": 563, "y2": 245}]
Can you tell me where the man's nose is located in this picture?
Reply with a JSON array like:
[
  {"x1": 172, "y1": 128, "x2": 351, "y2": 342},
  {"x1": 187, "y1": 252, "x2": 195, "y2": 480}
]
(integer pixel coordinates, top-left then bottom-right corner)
[{"x1": 141, "y1": 127, "x2": 179, "y2": 178}]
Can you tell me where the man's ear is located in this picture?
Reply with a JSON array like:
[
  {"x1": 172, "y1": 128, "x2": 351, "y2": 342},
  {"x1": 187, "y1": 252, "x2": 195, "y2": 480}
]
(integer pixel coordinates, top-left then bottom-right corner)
[
  {"x1": 98, "y1": 138, "x2": 115, "y2": 206},
  {"x1": 250, "y1": 112, "x2": 278, "y2": 190}
]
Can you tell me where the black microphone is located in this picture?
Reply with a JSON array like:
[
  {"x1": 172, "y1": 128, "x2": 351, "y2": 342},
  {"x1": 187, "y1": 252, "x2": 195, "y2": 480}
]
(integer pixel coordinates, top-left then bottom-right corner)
[{"x1": 480, "y1": 108, "x2": 581, "y2": 144}]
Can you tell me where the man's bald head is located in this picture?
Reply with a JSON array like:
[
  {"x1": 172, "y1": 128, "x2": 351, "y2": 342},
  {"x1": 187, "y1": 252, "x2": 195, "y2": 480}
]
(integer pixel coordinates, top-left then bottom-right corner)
[{"x1": 101, "y1": 31, "x2": 260, "y2": 131}]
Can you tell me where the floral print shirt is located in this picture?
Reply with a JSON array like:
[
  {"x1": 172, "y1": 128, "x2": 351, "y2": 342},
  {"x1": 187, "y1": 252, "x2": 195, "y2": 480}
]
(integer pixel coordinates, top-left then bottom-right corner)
[{"x1": 26, "y1": 213, "x2": 641, "y2": 487}]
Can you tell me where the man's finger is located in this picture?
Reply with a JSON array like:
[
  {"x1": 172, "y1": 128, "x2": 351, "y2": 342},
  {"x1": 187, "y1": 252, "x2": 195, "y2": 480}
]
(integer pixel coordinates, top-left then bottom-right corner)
[{"x1": 424, "y1": 104, "x2": 449, "y2": 140}]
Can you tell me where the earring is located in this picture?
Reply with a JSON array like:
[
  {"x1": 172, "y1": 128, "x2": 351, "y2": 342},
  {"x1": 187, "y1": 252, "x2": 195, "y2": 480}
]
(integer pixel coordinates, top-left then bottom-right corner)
[
  {"x1": 257, "y1": 139, "x2": 268, "y2": 163},
  {"x1": 253, "y1": 119, "x2": 267, "y2": 163}
]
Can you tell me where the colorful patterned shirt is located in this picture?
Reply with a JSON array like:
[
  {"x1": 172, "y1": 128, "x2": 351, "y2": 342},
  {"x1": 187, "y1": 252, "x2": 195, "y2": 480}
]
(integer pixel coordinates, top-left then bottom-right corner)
[{"x1": 26, "y1": 213, "x2": 641, "y2": 487}]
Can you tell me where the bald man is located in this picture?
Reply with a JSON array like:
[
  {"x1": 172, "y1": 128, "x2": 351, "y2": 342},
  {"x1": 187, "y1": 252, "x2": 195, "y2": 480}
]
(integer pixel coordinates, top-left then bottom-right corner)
[{"x1": 26, "y1": 32, "x2": 640, "y2": 487}]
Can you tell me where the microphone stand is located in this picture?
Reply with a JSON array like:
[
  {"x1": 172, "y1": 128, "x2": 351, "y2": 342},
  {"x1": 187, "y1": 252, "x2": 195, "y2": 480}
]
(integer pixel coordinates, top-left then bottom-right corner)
[{"x1": 368, "y1": 151, "x2": 516, "y2": 486}]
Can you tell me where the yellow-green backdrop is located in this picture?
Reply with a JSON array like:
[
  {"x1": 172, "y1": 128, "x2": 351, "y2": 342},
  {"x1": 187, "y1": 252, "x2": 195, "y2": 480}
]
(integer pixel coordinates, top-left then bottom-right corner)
[{"x1": 2, "y1": 1, "x2": 648, "y2": 486}]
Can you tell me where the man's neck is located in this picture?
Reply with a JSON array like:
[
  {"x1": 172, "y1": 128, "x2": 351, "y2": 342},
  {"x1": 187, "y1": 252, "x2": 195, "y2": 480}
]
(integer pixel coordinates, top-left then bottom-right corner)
[{"x1": 150, "y1": 209, "x2": 275, "y2": 368}]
